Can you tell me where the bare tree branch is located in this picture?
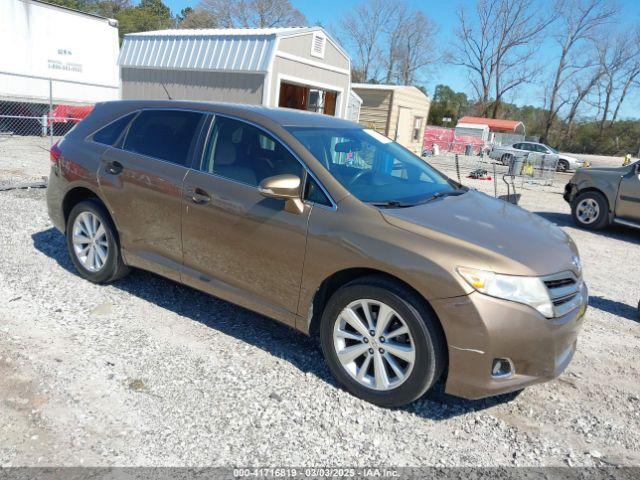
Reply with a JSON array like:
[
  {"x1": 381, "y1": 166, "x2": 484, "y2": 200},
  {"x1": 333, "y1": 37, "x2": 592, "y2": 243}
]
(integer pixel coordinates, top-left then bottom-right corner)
[
  {"x1": 539, "y1": 0, "x2": 617, "y2": 143},
  {"x1": 199, "y1": 0, "x2": 306, "y2": 29}
]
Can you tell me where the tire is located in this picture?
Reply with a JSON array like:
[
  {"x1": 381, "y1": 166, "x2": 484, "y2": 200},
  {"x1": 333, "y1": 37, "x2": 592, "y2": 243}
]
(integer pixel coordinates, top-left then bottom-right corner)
[
  {"x1": 66, "y1": 199, "x2": 130, "y2": 283},
  {"x1": 501, "y1": 154, "x2": 512, "y2": 166},
  {"x1": 571, "y1": 191, "x2": 610, "y2": 230},
  {"x1": 319, "y1": 276, "x2": 446, "y2": 407},
  {"x1": 557, "y1": 159, "x2": 569, "y2": 172}
]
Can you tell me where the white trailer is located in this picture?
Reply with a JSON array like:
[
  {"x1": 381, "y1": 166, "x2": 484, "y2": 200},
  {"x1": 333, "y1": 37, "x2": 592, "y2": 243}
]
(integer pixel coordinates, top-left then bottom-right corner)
[{"x1": 0, "y1": 0, "x2": 119, "y2": 105}]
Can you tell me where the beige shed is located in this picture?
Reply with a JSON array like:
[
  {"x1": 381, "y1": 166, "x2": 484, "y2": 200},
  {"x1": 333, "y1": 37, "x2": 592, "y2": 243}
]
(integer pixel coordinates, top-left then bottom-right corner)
[
  {"x1": 351, "y1": 84, "x2": 431, "y2": 153},
  {"x1": 118, "y1": 27, "x2": 352, "y2": 118}
]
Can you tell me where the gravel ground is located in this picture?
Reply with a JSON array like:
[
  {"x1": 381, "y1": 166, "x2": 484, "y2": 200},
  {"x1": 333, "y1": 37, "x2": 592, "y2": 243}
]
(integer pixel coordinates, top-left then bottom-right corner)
[{"x1": 0, "y1": 141, "x2": 639, "y2": 467}]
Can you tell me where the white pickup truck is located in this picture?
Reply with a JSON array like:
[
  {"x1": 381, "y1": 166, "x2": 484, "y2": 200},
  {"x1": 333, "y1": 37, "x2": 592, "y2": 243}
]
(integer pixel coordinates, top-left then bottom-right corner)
[{"x1": 489, "y1": 141, "x2": 587, "y2": 172}]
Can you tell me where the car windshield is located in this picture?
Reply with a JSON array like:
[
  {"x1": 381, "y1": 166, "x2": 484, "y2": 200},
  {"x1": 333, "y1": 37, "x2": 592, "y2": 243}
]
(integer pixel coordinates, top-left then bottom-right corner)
[
  {"x1": 547, "y1": 146, "x2": 558, "y2": 153},
  {"x1": 287, "y1": 127, "x2": 459, "y2": 205}
]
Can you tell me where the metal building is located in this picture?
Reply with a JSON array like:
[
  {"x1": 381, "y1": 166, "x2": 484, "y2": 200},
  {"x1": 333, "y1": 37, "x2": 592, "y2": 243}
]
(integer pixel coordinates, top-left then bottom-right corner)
[
  {"x1": 352, "y1": 84, "x2": 431, "y2": 153},
  {"x1": 118, "y1": 27, "x2": 352, "y2": 118}
]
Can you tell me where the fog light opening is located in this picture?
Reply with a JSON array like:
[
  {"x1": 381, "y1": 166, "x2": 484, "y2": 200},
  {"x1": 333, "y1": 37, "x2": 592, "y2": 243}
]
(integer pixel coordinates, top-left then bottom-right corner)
[{"x1": 492, "y1": 358, "x2": 514, "y2": 378}]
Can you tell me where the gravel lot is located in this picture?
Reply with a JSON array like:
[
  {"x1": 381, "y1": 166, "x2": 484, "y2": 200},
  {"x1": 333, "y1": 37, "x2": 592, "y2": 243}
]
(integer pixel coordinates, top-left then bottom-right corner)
[{"x1": 1, "y1": 138, "x2": 639, "y2": 467}]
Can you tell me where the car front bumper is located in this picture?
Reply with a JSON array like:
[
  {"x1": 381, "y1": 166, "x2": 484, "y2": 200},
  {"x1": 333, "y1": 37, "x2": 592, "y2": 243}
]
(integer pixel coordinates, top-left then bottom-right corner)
[
  {"x1": 563, "y1": 183, "x2": 578, "y2": 203},
  {"x1": 431, "y1": 282, "x2": 587, "y2": 399}
]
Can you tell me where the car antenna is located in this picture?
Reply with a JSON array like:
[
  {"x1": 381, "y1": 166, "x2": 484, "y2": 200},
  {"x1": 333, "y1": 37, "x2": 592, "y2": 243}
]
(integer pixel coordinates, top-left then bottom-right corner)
[{"x1": 161, "y1": 83, "x2": 172, "y2": 100}]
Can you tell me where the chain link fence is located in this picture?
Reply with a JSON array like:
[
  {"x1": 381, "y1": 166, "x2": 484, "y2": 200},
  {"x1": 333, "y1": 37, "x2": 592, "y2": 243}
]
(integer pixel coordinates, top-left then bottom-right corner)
[
  {"x1": 425, "y1": 151, "x2": 562, "y2": 205},
  {"x1": 0, "y1": 74, "x2": 94, "y2": 187}
]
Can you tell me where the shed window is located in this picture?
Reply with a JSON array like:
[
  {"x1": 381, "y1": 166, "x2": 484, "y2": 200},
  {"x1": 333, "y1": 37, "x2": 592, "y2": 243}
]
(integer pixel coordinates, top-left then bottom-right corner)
[
  {"x1": 412, "y1": 117, "x2": 424, "y2": 142},
  {"x1": 311, "y1": 32, "x2": 326, "y2": 59}
]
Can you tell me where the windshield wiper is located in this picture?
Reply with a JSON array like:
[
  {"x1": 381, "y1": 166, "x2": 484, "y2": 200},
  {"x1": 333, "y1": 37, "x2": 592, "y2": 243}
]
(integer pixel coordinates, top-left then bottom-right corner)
[
  {"x1": 368, "y1": 200, "x2": 415, "y2": 209},
  {"x1": 416, "y1": 189, "x2": 467, "y2": 206}
]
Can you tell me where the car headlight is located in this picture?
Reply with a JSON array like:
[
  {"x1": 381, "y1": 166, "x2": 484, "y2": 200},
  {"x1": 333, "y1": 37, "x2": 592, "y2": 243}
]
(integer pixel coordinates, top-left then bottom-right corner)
[{"x1": 457, "y1": 267, "x2": 554, "y2": 318}]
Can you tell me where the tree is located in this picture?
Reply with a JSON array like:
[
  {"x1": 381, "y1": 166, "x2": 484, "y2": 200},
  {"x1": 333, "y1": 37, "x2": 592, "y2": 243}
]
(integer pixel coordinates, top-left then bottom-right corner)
[
  {"x1": 115, "y1": 0, "x2": 173, "y2": 40},
  {"x1": 381, "y1": 3, "x2": 409, "y2": 84},
  {"x1": 427, "y1": 85, "x2": 470, "y2": 125},
  {"x1": 452, "y1": 0, "x2": 553, "y2": 118},
  {"x1": 539, "y1": 0, "x2": 617, "y2": 143},
  {"x1": 44, "y1": 0, "x2": 92, "y2": 9},
  {"x1": 199, "y1": 0, "x2": 306, "y2": 28},
  {"x1": 177, "y1": 7, "x2": 218, "y2": 29},
  {"x1": 339, "y1": 0, "x2": 437, "y2": 85},
  {"x1": 93, "y1": 0, "x2": 131, "y2": 17},
  {"x1": 338, "y1": 0, "x2": 392, "y2": 83},
  {"x1": 40, "y1": 1, "x2": 130, "y2": 17},
  {"x1": 394, "y1": 12, "x2": 438, "y2": 85}
]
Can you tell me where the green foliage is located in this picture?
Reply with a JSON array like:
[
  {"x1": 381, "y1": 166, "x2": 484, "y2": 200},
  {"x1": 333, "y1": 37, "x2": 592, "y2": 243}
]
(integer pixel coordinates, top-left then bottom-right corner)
[
  {"x1": 113, "y1": 0, "x2": 173, "y2": 40},
  {"x1": 46, "y1": 0, "x2": 173, "y2": 40},
  {"x1": 563, "y1": 121, "x2": 640, "y2": 156},
  {"x1": 428, "y1": 84, "x2": 639, "y2": 155},
  {"x1": 138, "y1": 0, "x2": 171, "y2": 20},
  {"x1": 427, "y1": 85, "x2": 470, "y2": 126},
  {"x1": 44, "y1": 0, "x2": 92, "y2": 9},
  {"x1": 177, "y1": 7, "x2": 194, "y2": 23}
]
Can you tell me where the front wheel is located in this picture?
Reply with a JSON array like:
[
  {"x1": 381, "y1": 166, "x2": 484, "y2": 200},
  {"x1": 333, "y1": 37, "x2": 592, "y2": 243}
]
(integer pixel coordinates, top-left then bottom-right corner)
[
  {"x1": 66, "y1": 199, "x2": 130, "y2": 283},
  {"x1": 319, "y1": 277, "x2": 446, "y2": 407},
  {"x1": 571, "y1": 191, "x2": 609, "y2": 230},
  {"x1": 557, "y1": 159, "x2": 569, "y2": 172}
]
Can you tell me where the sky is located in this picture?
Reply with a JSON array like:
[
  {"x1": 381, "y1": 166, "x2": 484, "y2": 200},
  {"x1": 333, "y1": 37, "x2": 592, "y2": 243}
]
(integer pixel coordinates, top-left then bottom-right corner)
[{"x1": 160, "y1": 0, "x2": 640, "y2": 119}]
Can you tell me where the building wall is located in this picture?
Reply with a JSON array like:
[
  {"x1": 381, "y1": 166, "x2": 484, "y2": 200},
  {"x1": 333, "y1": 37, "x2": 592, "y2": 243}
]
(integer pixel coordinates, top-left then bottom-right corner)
[
  {"x1": 269, "y1": 56, "x2": 350, "y2": 117},
  {"x1": 353, "y1": 89, "x2": 392, "y2": 135},
  {"x1": 1, "y1": 0, "x2": 119, "y2": 104},
  {"x1": 277, "y1": 35, "x2": 350, "y2": 71},
  {"x1": 120, "y1": 68, "x2": 264, "y2": 104},
  {"x1": 388, "y1": 88, "x2": 431, "y2": 153}
]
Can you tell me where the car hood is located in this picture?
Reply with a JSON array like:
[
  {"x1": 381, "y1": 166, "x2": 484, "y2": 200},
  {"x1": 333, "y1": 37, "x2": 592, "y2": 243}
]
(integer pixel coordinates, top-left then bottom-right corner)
[
  {"x1": 559, "y1": 153, "x2": 579, "y2": 162},
  {"x1": 577, "y1": 165, "x2": 628, "y2": 174},
  {"x1": 380, "y1": 190, "x2": 579, "y2": 277}
]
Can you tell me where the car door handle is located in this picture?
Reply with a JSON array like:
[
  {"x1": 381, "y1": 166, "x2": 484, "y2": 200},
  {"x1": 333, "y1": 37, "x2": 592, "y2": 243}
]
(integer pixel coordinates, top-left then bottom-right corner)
[
  {"x1": 106, "y1": 160, "x2": 123, "y2": 175},
  {"x1": 191, "y1": 188, "x2": 211, "y2": 205}
]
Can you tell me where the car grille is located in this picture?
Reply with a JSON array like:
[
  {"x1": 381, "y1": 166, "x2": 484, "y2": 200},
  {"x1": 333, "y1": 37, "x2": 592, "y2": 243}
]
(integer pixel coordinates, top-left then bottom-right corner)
[{"x1": 543, "y1": 272, "x2": 583, "y2": 317}]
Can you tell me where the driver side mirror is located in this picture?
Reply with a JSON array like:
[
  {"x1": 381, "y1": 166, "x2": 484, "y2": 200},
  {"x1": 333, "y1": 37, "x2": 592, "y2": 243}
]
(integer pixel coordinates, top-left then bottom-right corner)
[{"x1": 258, "y1": 174, "x2": 304, "y2": 214}]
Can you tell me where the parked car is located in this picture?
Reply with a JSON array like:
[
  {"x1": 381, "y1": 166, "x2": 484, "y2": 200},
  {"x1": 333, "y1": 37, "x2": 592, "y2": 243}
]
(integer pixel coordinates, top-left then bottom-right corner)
[
  {"x1": 489, "y1": 142, "x2": 587, "y2": 172},
  {"x1": 564, "y1": 161, "x2": 640, "y2": 230},
  {"x1": 47, "y1": 101, "x2": 587, "y2": 407}
]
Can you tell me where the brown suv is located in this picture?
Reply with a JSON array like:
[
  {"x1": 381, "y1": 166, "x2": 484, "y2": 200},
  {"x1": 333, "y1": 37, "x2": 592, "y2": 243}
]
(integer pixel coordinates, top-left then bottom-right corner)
[{"x1": 47, "y1": 101, "x2": 587, "y2": 407}]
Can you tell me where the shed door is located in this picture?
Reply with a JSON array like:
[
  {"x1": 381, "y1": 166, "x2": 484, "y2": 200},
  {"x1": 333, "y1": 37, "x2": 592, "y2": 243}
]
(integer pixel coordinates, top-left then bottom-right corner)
[
  {"x1": 279, "y1": 82, "x2": 337, "y2": 116},
  {"x1": 395, "y1": 107, "x2": 412, "y2": 146}
]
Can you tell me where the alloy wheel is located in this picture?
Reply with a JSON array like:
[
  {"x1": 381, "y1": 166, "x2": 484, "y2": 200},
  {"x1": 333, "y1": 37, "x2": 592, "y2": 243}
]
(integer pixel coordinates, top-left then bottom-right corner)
[
  {"x1": 333, "y1": 299, "x2": 415, "y2": 391},
  {"x1": 72, "y1": 211, "x2": 109, "y2": 272},
  {"x1": 576, "y1": 198, "x2": 600, "y2": 225}
]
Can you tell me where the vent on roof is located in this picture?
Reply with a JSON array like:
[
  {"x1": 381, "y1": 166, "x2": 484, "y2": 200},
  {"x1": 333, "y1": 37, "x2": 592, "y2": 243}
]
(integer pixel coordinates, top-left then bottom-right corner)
[{"x1": 311, "y1": 32, "x2": 326, "y2": 59}]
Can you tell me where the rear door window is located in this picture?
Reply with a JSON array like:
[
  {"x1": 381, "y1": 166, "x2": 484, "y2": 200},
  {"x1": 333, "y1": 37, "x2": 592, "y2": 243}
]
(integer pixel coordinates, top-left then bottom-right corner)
[
  {"x1": 92, "y1": 113, "x2": 136, "y2": 146},
  {"x1": 123, "y1": 110, "x2": 204, "y2": 166}
]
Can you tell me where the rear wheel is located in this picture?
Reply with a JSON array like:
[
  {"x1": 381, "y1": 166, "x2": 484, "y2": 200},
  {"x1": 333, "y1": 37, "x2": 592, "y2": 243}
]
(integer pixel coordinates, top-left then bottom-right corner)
[
  {"x1": 66, "y1": 200, "x2": 130, "y2": 283},
  {"x1": 501, "y1": 153, "x2": 513, "y2": 166},
  {"x1": 319, "y1": 277, "x2": 446, "y2": 407},
  {"x1": 571, "y1": 191, "x2": 609, "y2": 230}
]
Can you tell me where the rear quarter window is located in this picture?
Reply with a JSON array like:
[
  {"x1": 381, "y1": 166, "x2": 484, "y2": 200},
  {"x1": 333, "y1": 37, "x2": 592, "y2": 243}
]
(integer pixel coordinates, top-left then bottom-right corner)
[{"x1": 92, "y1": 113, "x2": 136, "y2": 146}]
